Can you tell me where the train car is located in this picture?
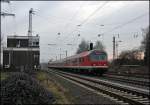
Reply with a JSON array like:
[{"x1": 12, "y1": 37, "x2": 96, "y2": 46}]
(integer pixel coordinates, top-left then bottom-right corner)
[{"x1": 48, "y1": 49, "x2": 108, "y2": 75}]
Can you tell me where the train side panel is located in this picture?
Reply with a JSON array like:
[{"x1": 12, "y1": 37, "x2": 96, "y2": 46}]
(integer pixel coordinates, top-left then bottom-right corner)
[{"x1": 48, "y1": 50, "x2": 109, "y2": 75}]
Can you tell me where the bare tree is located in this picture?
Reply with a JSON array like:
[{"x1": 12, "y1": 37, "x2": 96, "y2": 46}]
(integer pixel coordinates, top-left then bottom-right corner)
[
  {"x1": 76, "y1": 39, "x2": 89, "y2": 54},
  {"x1": 93, "y1": 41, "x2": 105, "y2": 51},
  {"x1": 116, "y1": 49, "x2": 144, "y2": 65},
  {"x1": 140, "y1": 26, "x2": 149, "y2": 50},
  {"x1": 119, "y1": 49, "x2": 143, "y2": 60},
  {"x1": 76, "y1": 39, "x2": 106, "y2": 54},
  {"x1": 140, "y1": 26, "x2": 149, "y2": 66}
]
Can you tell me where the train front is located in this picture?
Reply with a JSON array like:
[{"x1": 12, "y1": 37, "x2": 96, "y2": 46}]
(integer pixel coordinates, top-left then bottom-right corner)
[{"x1": 89, "y1": 50, "x2": 108, "y2": 75}]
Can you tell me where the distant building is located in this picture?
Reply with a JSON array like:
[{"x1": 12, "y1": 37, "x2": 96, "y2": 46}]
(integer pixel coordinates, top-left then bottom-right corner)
[{"x1": 3, "y1": 35, "x2": 40, "y2": 71}]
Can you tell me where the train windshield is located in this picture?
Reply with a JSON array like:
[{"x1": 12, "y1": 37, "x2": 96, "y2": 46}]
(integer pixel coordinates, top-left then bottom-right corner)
[{"x1": 90, "y1": 51, "x2": 107, "y2": 61}]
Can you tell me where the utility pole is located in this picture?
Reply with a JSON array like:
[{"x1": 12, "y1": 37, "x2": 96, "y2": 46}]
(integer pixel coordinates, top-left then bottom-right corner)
[
  {"x1": 116, "y1": 42, "x2": 118, "y2": 59},
  {"x1": 59, "y1": 48, "x2": 61, "y2": 60},
  {"x1": 60, "y1": 54, "x2": 61, "y2": 60},
  {"x1": 65, "y1": 50, "x2": 67, "y2": 64},
  {"x1": 116, "y1": 40, "x2": 122, "y2": 59},
  {"x1": 148, "y1": 31, "x2": 150, "y2": 70},
  {"x1": 65, "y1": 50, "x2": 67, "y2": 58},
  {"x1": 56, "y1": 56, "x2": 57, "y2": 60},
  {"x1": 145, "y1": 29, "x2": 150, "y2": 67},
  {"x1": 116, "y1": 34, "x2": 119, "y2": 59},
  {"x1": 0, "y1": 1, "x2": 15, "y2": 69},
  {"x1": 113, "y1": 36, "x2": 116, "y2": 60}
]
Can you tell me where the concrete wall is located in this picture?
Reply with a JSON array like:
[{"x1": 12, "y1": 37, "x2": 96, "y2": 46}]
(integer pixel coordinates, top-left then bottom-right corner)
[{"x1": 3, "y1": 50, "x2": 40, "y2": 71}]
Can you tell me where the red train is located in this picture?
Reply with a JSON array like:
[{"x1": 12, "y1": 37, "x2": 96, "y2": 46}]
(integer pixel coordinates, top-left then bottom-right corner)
[{"x1": 48, "y1": 49, "x2": 109, "y2": 75}]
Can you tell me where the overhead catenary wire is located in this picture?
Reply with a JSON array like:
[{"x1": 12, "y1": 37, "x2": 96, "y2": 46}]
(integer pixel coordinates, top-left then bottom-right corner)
[
  {"x1": 67, "y1": 4, "x2": 148, "y2": 44},
  {"x1": 58, "y1": 1, "x2": 109, "y2": 45},
  {"x1": 34, "y1": 11, "x2": 82, "y2": 43},
  {"x1": 73, "y1": 12, "x2": 147, "y2": 42},
  {"x1": 33, "y1": 2, "x2": 109, "y2": 47},
  {"x1": 62, "y1": 1, "x2": 85, "y2": 30},
  {"x1": 56, "y1": 2, "x2": 86, "y2": 45},
  {"x1": 35, "y1": 3, "x2": 150, "y2": 60},
  {"x1": 34, "y1": 13, "x2": 77, "y2": 30},
  {"x1": 54, "y1": 1, "x2": 109, "y2": 55},
  {"x1": 79, "y1": 1, "x2": 109, "y2": 26},
  {"x1": 102, "y1": 12, "x2": 149, "y2": 35},
  {"x1": 38, "y1": 2, "x2": 146, "y2": 50},
  {"x1": 69, "y1": 4, "x2": 147, "y2": 43}
]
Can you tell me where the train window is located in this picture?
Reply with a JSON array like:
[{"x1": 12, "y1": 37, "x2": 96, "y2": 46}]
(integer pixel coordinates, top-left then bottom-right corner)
[
  {"x1": 90, "y1": 52, "x2": 107, "y2": 61},
  {"x1": 75, "y1": 59, "x2": 77, "y2": 62},
  {"x1": 73, "y1": 59, "x2": 77, "y2": 63},
  {"x1": 82, "y1": 58, "x2": 84, "y2": 62},
  {"x1": 79, "y1": 58, "x2": 82, "y2": 62},
  {"x1": 72, "y1": 59, "x2": 75, "y2": 63},
  {"x1": 87, "y1": 56, "x2": 90, "y2": 61}
]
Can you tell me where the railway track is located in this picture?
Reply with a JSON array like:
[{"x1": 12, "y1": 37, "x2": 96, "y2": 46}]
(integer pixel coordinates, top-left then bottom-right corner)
[
  {"x1": 102, "y1": 74, "x2": 150, "y2": 87},
  {"x1": 105, "y1": 72, "x2": 149, "y2": 79},
  {"x1": 46, "y1": 69, "x2": 150, "y2": 105},
  {"x1": 72, "y1": 72, "x2": 149, "y2": 88}
]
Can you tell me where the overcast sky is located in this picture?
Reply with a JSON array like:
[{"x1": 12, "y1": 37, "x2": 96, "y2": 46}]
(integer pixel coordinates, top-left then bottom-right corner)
[{"x1": 1, "y1": 1, "x2": 149, "y2": 62}]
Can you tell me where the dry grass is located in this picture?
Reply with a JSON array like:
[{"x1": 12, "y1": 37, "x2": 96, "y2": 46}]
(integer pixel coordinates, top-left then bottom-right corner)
[
  {"x1": 35, "y1": 71, "x2": 73, "y2": 104},
  {"x1": 1, "y1": 72, "x2": 9, "y2": 81}
]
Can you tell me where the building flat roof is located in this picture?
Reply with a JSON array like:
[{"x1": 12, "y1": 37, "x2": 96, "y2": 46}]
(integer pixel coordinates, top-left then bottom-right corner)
[
  {"x1": 7, "y1": 35, "x2": 39, "y2": 39},
  {"x1": 3, "y1": 47, "x2": 40, "y2": 51}
]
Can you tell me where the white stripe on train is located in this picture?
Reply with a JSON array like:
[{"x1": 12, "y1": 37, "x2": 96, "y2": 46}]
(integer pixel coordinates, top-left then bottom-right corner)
[{"x1": 48, "y1": 66, "x2": 108, "y2": 69}]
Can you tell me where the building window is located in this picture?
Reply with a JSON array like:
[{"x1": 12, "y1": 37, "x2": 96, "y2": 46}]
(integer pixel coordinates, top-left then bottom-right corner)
[
  {"x1": 33, "y1": 42, "x2": 39, "y2": 46},
  {"x1": 36, "y1": 42, "x2": 39, "y2": 45},
  {"x1": 34, "y1": 54, "x2": 39, "y2": 59}
]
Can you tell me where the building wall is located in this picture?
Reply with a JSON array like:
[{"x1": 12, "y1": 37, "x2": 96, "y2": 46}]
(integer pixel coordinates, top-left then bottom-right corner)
[
  {"x1": 3, "y1": 50, "x2": 40, "y2": 71},
  {"x1": 3, "y1": 35, "x2": 40, "y2": 71}
]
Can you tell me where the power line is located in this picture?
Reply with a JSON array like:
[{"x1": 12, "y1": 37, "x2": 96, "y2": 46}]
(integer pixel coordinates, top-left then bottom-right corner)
[
  {"x1": 103, "y1": 12, "x2": 149, "y2": 34},
  {"x1": 79, "y1": 1, "x2": 109, "y2": 26},
  {"x1": 34, "y1": 2, "x2": 109, "y2": 48},
  {"x1": 63, "y1": 2, "x2": 85, "y2": 30},
  {"x1": 34, "y1": 12, "x2": 77, "y2": 23},
  {"x1": 58, "y1": 1, "x2": 109, "y2": 46},
  {"x1": 57, "y1": 2, "x2": 85, "y2": 45}
]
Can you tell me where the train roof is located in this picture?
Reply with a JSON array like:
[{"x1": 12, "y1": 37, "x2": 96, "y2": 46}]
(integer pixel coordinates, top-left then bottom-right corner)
[
  {"x1": 66, "y1": 49, "x2": 106, "y2": 59},
  {"x1": 66, "y1": 51, "x2": 90, "y2": 59}
]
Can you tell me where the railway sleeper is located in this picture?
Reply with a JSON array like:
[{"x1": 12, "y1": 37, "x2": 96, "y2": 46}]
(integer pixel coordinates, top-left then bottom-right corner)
[
  {"x1": 83, "y1": 83, "x2": 144, "y2": 105},
  {"x1": 51, "y1": 70, "x2": 149, "y2": 105}
]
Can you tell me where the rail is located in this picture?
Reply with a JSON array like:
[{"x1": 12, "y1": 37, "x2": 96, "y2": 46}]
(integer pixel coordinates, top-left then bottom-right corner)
[{"x1": 46, "y1": 69, "x2": 150, "y2": 105}]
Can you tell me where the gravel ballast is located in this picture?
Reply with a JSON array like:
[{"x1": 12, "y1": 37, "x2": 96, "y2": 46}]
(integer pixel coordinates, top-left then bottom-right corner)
[{"x1": 46, "y1": 69, "x2": 119, "y2": 104}]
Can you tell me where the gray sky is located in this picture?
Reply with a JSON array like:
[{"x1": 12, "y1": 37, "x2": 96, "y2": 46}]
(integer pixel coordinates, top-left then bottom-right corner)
[{"x1": 1, "y1": 1, "x2": 149, "y2": 62}]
